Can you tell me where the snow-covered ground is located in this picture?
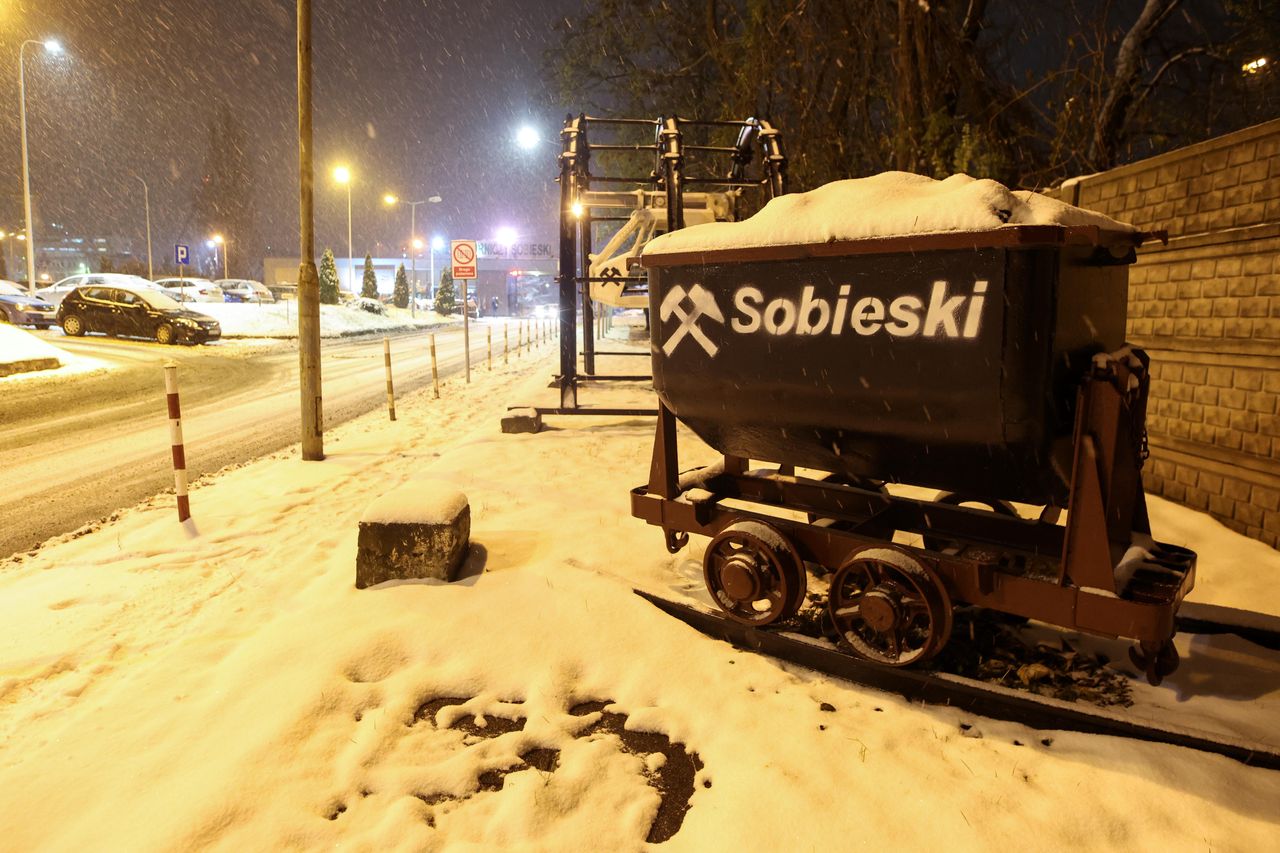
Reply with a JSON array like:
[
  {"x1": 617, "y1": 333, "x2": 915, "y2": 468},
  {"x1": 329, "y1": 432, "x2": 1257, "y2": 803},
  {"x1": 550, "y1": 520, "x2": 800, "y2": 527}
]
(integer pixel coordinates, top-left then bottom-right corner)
[
  {"x1": 195, "y1": 301, "x2": 457, "y2": 338},
  {"x1": 1, "y1": 345, "x2": 1277, "y2": 851},
  {"x1": 0, "y1": 325, "x2": 116, "y2": 381}
]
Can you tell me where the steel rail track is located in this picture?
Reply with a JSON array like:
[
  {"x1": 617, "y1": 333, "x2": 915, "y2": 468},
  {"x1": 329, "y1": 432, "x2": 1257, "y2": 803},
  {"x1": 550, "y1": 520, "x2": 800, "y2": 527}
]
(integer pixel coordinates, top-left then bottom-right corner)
[{"x1": 636, "y1": 591, "x2": 1280, "y2": 771}]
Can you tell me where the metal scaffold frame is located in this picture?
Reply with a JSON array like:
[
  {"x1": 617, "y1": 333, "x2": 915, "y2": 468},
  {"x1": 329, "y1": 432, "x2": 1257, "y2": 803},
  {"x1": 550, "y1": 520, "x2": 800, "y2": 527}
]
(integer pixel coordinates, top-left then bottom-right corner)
[{"x1": 529, "y1": 113, "x2": 787, "y2": 417}]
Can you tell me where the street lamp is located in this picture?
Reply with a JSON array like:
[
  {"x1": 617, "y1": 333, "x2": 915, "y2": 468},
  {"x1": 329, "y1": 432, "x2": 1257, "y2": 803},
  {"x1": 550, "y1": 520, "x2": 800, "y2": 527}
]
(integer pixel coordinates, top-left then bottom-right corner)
[
  {"x1": 428, "y1": 234, "x2": 445, "y2": 303},
  {"x1": 211, "y1": 233, "x2": 227, "y2": 279},
  {"x1": 383, "y1": 191, "x2": 442, "y2": 316},
  {"x1": 333, "y1": 165, "x2": 353, "y2": 291},
  {"x1": 19, "y1": 38, "x2": 65, "y2": 293},
  {"x1": 133, "y1": 176, "x2": 153, "y2": 279}
]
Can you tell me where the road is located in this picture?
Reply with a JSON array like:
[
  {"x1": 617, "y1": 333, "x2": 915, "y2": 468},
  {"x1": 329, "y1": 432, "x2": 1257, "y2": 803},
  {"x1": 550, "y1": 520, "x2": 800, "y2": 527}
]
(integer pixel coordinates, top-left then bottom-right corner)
[{"x1": 0, "y1": 320, "x2": 526, "y2": 559}]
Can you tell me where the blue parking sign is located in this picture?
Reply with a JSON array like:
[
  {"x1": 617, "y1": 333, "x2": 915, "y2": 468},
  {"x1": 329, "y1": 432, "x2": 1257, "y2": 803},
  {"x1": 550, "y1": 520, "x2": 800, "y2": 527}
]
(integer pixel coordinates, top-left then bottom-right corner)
[{"x1": 174, "y1": 243, "x2": 190, "y2": 265}]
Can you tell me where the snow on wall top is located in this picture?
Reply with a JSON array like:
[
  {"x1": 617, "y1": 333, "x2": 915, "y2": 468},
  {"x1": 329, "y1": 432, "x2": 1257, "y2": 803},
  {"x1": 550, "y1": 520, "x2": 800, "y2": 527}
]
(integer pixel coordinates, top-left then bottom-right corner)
[
  {"x1": 361, "y1": 483, "x2": 469, "y2": 525},
  {"x1": 0, "y1": 325, "x2": 65, "y2": 366},
  {"x1": 642, "y1": 172, "x2": 1136, "y2": 257}
]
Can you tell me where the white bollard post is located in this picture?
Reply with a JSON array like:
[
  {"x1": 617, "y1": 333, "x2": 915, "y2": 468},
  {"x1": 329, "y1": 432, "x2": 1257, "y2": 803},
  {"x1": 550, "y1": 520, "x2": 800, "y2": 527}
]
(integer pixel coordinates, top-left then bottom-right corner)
[
  {"x1": 383, "y1": 336, "x2": 396, "y2": 421},
  {"x1": 430, "y1": 334, "x2": 440, "y2": 399},
  {"x1": 163, "y1": 361, "x2": 191, "y2": 523}
]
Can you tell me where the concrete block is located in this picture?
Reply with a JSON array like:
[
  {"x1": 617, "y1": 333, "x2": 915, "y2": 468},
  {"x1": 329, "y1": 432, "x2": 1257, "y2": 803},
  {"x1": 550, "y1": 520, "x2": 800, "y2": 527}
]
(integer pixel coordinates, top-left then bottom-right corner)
[
  {"x1": 501, "y1": 407, "x2": 543, "y2": 434},
  {"x1": 356, "y1": 485, "x2": 470, "y2": 588}
]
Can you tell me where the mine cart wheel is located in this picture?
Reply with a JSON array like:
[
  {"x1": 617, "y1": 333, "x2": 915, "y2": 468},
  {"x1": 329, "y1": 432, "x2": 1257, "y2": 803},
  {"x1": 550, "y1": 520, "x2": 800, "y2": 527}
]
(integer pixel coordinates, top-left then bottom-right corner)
[
  {"x1": 921, "y1": 491, "x2": 1020, "y2": 552},
  {"x1": 1129, "y1": 639, "x2": 1180, "y2": 686},
  {"x1": 828, "y1": 547, "x2": 953, "y2": 666},
  {"x1": 703, "y1": 520, "x2": 806, "y2": 626}
]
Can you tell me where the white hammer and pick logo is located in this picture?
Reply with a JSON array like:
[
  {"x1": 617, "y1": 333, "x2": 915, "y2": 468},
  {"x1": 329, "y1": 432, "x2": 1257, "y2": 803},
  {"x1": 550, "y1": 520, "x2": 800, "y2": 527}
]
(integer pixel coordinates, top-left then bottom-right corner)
[{"x1": 660, "y1": 284, "x2": 724, "y2": 357}]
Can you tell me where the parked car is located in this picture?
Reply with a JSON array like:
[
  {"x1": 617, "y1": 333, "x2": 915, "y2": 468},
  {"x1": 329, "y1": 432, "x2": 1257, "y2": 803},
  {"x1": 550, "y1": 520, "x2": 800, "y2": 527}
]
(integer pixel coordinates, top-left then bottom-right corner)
[
  {"x1": 56, "y1": 283, "x2": 221, "y2": 345},
  {"x1": 36, "y1": 273, "x2": 164, "y2": 307},
  {"x1": 216, "y1": 279, "x2": 275, "y2": 303},
  {"x1": 0, "y1": 280, "x2": 57, "y2": 329},
  {"x1": 152, "y1": 277, "x2": 224, "y2": 303}
]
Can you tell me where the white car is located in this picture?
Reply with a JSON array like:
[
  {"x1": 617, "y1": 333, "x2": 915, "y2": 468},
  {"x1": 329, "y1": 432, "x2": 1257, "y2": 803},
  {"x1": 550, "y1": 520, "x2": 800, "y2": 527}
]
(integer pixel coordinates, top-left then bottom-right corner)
[
  {"x1": 216, "y1": 279, "x2": 275, "y2": 303},
  {"x1": 153, "y1": 277, "x2": 224, "y2": 303},
  {"x1": 37, "y1": 273, "x2": 165, "y2": 307}
]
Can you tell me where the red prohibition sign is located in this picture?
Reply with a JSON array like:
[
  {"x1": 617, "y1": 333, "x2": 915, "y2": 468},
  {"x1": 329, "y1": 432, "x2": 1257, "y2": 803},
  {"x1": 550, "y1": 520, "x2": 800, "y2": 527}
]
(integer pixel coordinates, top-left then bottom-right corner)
[{"x1": 452, "y1": 242, "x2": 475, "y2": 265}]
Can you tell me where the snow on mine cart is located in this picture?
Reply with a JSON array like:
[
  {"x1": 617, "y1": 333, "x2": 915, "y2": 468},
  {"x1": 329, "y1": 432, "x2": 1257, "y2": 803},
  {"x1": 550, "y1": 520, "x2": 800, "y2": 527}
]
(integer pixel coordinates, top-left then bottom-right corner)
[{"x1": 630, "y1": 173, "x2": 1196, "y2": 686}]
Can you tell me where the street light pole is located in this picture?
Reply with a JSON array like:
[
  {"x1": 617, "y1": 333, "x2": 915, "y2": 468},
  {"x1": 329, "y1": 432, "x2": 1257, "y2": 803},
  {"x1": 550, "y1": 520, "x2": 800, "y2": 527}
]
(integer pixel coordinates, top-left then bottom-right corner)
[
  {"x1": 346, "y1": 181, "x2": 352, "y2": 292},
  {"x1": 19, "y1": 39, "x2": 62, "y2": 293},
  {"x1": 297, "y1": 0, "x2": 324, "y2": 460},
  {"x1": 212, "y1": 234, "x2": 228, "y2": 279},
  {"x1": 383, "y1": 194, "x2": 442, "y2": 317},
  {"x1": 133, "y1": 176, "x2": 153, "y2": 279}
]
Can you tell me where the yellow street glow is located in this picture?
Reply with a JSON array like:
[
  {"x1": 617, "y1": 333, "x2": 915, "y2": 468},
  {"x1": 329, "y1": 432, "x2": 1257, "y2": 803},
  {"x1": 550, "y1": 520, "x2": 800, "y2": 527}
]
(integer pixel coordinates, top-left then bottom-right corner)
[
  {"x1": 333, "y1": 165, "x2": 351, "y2": 184},
  {"x1": 383, "y1": 194, "x2": 398, "y2": 205},
  {"x1": 1243, "y1": 57, "x2": 1268, "y2": 74},
  {"x1": 571, "y1": 201, "x2": 584, "y2": 218}
]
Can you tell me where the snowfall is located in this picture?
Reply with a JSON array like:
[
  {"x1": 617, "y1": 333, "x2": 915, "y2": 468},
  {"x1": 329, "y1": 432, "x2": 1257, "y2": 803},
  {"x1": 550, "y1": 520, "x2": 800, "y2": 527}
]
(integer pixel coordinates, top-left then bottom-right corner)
[
  {"x1": 2, "y1": 337, "x2": 1278, "y2": 852},
  {"x1": 2, "y1": 178, "x2": 1278, "y2": 850}
]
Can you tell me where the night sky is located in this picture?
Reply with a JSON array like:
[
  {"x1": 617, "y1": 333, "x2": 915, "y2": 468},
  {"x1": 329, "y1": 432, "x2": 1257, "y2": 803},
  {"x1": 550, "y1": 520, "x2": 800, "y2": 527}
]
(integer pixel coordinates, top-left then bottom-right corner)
[{"x1": 1, "y1": 0, "x2": 583, "y2": 270}]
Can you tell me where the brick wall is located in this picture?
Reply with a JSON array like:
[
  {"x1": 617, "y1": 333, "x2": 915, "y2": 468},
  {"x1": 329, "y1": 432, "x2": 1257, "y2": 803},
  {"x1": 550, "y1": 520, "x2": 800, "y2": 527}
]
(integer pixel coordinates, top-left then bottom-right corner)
[{"x1": 1053, "y1": 119, "x2": 1280, "y2": 548}]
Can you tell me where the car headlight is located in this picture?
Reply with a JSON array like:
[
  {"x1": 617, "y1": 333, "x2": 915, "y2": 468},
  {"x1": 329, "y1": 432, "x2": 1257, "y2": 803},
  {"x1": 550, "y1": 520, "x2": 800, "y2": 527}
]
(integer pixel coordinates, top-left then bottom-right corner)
[{"x1": 174, "y1": 317, "x2": 199, "y2": 327}]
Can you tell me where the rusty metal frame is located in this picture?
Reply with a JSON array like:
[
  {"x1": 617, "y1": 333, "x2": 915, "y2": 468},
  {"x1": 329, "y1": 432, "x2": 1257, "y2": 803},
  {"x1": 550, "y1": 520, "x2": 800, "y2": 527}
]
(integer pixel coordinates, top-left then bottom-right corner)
[{"x1": 632, "y1": 349, "x2": 1195, "y2": 648}]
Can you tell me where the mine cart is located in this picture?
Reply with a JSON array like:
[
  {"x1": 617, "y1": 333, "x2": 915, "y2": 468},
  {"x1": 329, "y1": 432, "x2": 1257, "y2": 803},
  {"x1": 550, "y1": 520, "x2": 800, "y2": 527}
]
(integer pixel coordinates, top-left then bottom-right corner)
[{"x1": 631, "y1": 224, "x2": 1197, "y2": 684}]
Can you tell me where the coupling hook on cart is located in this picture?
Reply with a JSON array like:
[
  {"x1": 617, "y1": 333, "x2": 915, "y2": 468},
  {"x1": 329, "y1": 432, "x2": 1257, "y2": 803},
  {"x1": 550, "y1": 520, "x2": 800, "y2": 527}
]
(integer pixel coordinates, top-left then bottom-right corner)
[{"x1": 664, "y1": 529, "x2": 689, "y2": 554}]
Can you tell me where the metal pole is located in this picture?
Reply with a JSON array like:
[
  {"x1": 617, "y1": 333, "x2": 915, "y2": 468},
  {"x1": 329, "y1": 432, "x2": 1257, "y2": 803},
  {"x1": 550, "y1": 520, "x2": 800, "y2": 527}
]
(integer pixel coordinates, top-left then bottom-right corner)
[
  {"x1": 430, "y1": 334, "x2": 440, "y2": 398},
  {"x1": 346, "y1": 182, "x2": 353, "y2": 292},
  {"x1": 297, "y1": 0, "x2": 324, "y2": 460},
  {"x1": 223, "y1": 241, "x2": 229, "y2": 279},
  {"x1": 463, "y1": 279, "x2": 471, "y2": 383},
  {"x1": 19, "y1": 42, "x2": 37, "y2": 292},
  {"x1": 164, "y1": 362, "x2": 191, "y2": 523},
  {"x1": 409, "y1": 202, "x2": 416, "y2": 317},
  {"x1": 134, "y1": 176, "x2": 153, "y2": 279},
  {"x1": 429, "y1": 247, "x2": 435, "y2": 305},
  {"x1": 383, "y1": 336, "x2": 396, "y2": 421}
]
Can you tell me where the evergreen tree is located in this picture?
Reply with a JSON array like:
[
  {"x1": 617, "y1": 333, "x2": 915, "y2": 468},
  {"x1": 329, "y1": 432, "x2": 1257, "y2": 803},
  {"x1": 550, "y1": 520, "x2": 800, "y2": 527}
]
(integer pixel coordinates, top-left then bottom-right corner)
[
  {"x1": 434, "y1": 268, "x2": 457, "y2": 315},
  {"x1": 361, "y1": 253, "x2": 378, "y2": 299},
  {"x1": 319, "y1": 249, "x2": 340, "y2": 305},
  {"x1": 392, "y1": 263, "x2": 410, "y2": 309}
]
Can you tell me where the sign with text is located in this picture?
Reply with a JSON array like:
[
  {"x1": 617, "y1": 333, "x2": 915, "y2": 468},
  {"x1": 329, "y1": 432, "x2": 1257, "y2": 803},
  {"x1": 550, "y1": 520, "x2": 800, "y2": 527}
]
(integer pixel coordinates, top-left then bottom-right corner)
[
  {"x1": 174, "y1": 243, "x2": 190, "y2": 266},
  {"x1": 451, "y1": 240, "x2": 477, "y2": 279}
]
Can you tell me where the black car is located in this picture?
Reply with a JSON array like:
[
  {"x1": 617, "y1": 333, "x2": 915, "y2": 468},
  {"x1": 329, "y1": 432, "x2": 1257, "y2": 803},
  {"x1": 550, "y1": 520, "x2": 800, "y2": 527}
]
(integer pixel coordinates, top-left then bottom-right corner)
[
  {"x1": 56, "y1": 284, "x2": 221, "y2": 345},
  {"x1": 0, "y1": 280, "x2": 57, "y2": 329}
]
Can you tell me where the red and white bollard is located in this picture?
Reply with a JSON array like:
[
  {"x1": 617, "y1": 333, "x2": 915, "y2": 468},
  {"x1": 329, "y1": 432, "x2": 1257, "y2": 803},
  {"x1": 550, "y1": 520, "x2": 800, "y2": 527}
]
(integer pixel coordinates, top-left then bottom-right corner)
[
  {"x1": 383, "y1": 336, "x2": 397, "y2": 421},
  {"x1": 163, "y1": 361, "x2": 191, "y2": 522}
]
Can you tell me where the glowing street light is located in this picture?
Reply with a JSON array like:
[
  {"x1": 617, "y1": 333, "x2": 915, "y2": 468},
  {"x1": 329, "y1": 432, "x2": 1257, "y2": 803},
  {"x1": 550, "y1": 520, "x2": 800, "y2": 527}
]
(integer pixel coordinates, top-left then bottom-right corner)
[
  {"x1": 427, "y1": 234, "x2": 446, "y2": 302},
  {"x1": 495, "y1": 226, "x2": 518, "y2": 249},
  {"x1": 19, "y1": 38, "x2": 67, "y2": 292},
  {"x1": 209, "y1": 233, "x2": 228, "y2": 279},
  {"x1": 333, "y1": 165, "x2": 353, "y2": 290},
  {"x1": 383, "y1": 192, "x2": 443, "y2": 316},
  {"x1": 1242, "y1": 57, "x2": 1269, "y2": 74},
  {"x1": 515, "y1": 125, "x2": 541, "y2": 150}
]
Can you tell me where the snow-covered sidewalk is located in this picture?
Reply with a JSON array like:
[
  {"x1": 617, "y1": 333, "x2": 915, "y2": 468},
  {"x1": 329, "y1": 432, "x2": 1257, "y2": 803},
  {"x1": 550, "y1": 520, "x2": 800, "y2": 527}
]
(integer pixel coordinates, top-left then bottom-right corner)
[{"x1": 1, "y1": 342, "x2": 1278, "y2": 851}]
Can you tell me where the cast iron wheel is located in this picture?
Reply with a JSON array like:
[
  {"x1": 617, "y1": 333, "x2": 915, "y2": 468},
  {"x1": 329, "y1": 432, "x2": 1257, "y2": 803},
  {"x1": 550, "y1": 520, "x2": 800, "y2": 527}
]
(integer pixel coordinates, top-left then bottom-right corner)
[
  {"x1": 155, "y1": 323, "x2": 175, "y2": 345},
  {"x1": 921, "y1": 491, "x2": 1020, "y2": 552},
  {"x1": 703, "y1": 519, "x2": 806, "y2": 626},
  {"x1": 828, "y1": 547, "x2": 952, "y2": 666},
  {"x1": 61, "y1": 314, "x2": 85, "y2": 337}
]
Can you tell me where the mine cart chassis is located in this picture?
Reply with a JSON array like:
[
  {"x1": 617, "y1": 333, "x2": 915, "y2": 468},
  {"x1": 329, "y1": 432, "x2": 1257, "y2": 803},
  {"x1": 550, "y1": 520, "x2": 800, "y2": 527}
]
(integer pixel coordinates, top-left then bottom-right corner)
[{"x1": 632, "y1": 347, "x2": 1197, "y2": 685}]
